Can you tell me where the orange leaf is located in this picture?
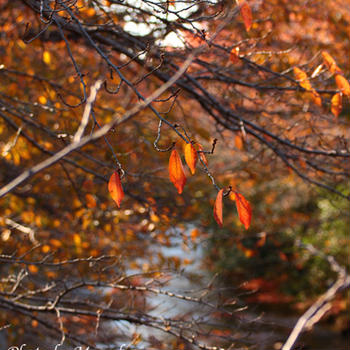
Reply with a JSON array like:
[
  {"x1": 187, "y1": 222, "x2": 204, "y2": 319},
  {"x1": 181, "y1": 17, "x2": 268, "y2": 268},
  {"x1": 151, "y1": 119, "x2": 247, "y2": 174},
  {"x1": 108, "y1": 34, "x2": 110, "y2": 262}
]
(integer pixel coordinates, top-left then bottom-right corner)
[
  {"x1": 293, "y1": 67, "x2": 312, "y2": 91},
  {"x1": 169, "y1": 149, "x2": 186, "y2": 194},
  {"x1": 86, "y1": 7, "x2": 96, "y2": 17},
  {"x1": 331, "y1": 93, "x2": 342, "y2": 117},
  {"x1": 321, "y1": 51, "x2": 341, "y2": 74},
  {"x1": 184, "y1": 143, "x2": 198, "y2": 175},
  {"x1": 311, "y1": 91, "x2": 322, "y2": 107},
  {"x1": 235, "y1": 134, "x2": 244, "y2": 150},
  {"x1": 213, "y1": 189, "x2": 224, "y2": 227},
  {"x1": 168, "y1": 0, "x2": 176, "y2": 8},
  {"x1": 335, "y1": 74, "x2": 350, "y2": 97},
  {"x1": 108, "y1": 171, "x2": 124, "y2": 208},
  {"x1": 234, "y1": 192, "x2": 252, "y2": 230},
  {"x1": 196, "y1": 143, "x2": 208, "y2": 166},
  {"x1": 230, "y1": 47, "x2": 240, "y2": 64},
  {"x1": 38, "y1": 95, "x2": 47, "y2": 104},
  {"x1": 240, "y1": 2, "x2": 253, "y2": 32},
  {"x1": 85, "y1": 193, "x2": 97, "y2": 208}
]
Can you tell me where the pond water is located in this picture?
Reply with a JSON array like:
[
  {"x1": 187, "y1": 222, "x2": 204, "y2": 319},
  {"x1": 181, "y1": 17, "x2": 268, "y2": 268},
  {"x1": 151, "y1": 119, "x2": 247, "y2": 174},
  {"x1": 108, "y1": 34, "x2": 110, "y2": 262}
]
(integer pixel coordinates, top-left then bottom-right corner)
[
  {"x1": 2, "y1": 225, "x2": 348, "y2": 350},
  {"x1": 146, "y1": 227, "x2": 350, "y2": 350}
]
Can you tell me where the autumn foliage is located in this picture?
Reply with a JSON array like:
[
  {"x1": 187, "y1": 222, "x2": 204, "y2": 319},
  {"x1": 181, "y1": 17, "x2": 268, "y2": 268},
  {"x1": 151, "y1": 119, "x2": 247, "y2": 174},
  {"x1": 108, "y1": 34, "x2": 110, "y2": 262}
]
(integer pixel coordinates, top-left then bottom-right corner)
[
  {"x1": 169, "y1": 148, "x2": 187, "y2": 194},
  {"x1": 108, "y1": 171, "x2": 124, "y2": 208},
  {"x1": 0, "y1": 0, "x2": 349, "y2": 348},
  {"x1": 184, "y1": 143, "x2": 198, "y2": 175},
  {"x1": 214, "y1": 189, "x2": 224, "y2": 227},
  {"x1": 233, "y1": 192, "x2": 252, "y2": 230}
]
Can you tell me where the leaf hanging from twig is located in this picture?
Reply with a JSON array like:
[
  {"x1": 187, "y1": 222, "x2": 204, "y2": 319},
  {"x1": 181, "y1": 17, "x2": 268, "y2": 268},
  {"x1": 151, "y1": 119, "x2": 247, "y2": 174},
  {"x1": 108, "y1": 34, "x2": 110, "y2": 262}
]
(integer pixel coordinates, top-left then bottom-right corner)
[
  {"x1": 240, "y1": 2, "x2": 253, "y2": 32},
  {"x1": 185, "y1": 143, "x2": 198, "y2": 175},
  {"x1": 234, "y1": 192, "x2": 252, "y2": 230},
  {"x1": 169, "y1": 149, "x2": 187, "y2": 194},
  {"x1": 321, "y1": 51, "x2": 341, "y2": 74},
  {"x1": 108, "y1": 171, "x2": 124, "y2": 208},
  {"x1": 213, "y1": 189, "x2": 224, "y2": 227},
  {"x1": 230, "y1": 47, "x2": 240, "y2": 64}
]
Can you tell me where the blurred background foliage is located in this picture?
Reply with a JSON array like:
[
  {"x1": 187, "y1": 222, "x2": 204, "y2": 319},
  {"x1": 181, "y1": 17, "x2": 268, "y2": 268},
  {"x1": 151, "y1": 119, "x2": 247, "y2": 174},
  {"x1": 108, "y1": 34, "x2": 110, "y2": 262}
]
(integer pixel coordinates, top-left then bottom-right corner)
[{"x1": 0, "y1": 0, "x2": 349, "y2": 347}]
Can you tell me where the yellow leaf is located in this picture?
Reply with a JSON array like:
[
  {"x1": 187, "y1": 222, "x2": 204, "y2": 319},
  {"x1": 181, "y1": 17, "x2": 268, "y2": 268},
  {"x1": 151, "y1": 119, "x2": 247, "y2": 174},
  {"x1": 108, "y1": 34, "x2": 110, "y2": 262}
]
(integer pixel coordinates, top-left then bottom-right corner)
[
  {"x1": 331, "y1": 93, "x2": 342, "y2": 117},
  {"x1": 43, "y1": 51, "x2": 51, "y2": 65},
  {"x1": 42, "y1": 245, "x2": 50, "y2": 253},
  {"x1": 38, "y1": 95, "x2": 47, "y2": 104},
  {"x1": 150, "y1": 213, "x2": 160, "y2": 223},
  {"x1": 73, "y1": 233, "x2": 82, "y2": 247}
]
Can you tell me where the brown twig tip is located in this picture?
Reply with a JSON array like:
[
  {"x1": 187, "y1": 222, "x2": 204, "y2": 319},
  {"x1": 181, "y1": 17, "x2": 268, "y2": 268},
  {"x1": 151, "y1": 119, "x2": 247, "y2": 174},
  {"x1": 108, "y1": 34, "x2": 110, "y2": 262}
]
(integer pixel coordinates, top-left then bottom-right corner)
[{"x1": 211, "y1": 139, "x2": 218, "y2": 154}]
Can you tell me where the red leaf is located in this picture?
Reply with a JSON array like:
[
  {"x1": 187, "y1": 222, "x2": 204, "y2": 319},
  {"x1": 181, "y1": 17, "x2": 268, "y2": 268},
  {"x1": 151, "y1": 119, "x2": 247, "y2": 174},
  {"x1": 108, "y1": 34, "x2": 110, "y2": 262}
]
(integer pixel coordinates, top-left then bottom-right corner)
[
  {"x1": 184, "y1": 143, "x2": 198, "y2": 175},
  {"x1": 169, "y1": 149, "x2": 187, "y2": 194},
  {"x1": 213, "y1": 189, "x2": 224, "y2": 227},
  {"x1": 230, "y1": 47, "x2": 240, "y2": 64},
  {"x1": 234, "y1": 192, "x2": 252, "y2": 230},
  {"x1": 240, "y1": 2, "x2": 253, "y2": 32},
  {"x1": 108, "y1": 171, "x2": 124, "y2": 208}
]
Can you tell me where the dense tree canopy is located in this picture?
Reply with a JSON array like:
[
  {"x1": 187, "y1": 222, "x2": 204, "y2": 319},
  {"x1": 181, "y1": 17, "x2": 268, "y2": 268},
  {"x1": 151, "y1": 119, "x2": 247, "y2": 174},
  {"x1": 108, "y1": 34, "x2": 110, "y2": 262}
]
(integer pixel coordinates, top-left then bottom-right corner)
[{"x1": 0, "y1": 0, "x2": 349, "y2": 349}]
